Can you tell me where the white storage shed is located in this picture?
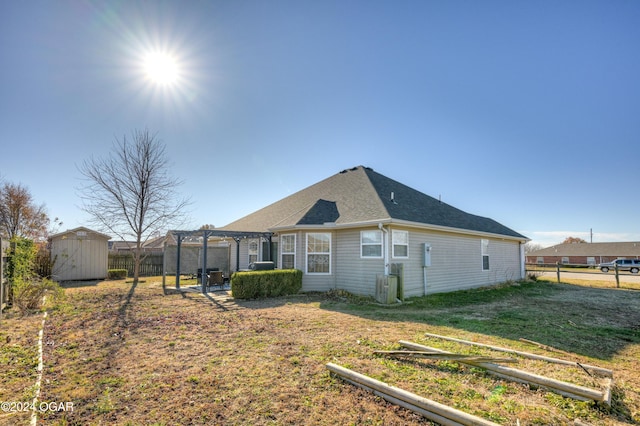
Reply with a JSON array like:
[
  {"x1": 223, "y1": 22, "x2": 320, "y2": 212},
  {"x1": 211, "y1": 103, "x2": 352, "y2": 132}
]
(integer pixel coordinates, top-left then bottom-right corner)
[{"x1": 50, "y1": 227, "x2": 111, "y2": 281}]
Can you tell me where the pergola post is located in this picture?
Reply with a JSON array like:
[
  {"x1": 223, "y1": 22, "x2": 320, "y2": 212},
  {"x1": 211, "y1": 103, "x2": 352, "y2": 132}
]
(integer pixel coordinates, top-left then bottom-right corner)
[
  {"x1": 175, "y1": 234, "x2": 182, "y2": 290},
  {"x1": 234, "y1": 237, "x2": 241, "y2": 272},
  {"x1": 201, "y1": 230, "x2": 209, "y2": 294}
]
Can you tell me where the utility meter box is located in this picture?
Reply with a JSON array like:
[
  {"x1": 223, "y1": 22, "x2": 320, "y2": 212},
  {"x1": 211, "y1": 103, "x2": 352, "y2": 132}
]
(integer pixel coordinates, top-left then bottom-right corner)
[{"x1": 423, "y1": 243, "x2": 432, "y2": 267}]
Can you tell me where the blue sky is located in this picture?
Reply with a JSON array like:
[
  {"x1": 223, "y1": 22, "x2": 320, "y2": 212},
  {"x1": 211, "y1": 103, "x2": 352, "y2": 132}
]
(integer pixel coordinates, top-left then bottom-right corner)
[{"x1": 1, "y1": 0, "x2": 639, "y2": 248}]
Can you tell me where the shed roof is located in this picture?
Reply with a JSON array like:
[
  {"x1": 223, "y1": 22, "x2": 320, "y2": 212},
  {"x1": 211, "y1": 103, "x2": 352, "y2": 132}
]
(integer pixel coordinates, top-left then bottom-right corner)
[
  {"x1": 50, "y1": 226, "x2": 111, "y2": 241},
  {"x1": 220, "y1": 166, "x2": 526, "y2": 240},
  {"x1": 528, "y1": 242, "x2": 640, "y2": 257}
]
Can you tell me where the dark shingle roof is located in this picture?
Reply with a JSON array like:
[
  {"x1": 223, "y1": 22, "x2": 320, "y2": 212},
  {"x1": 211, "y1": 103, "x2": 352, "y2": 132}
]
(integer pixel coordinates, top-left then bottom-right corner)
[
  {"x1": 362, "y1": 167, "x2": 526, "y2": 238},
  {"x1": 529, "y1": 242, "x2": 640, "y2": 257},
  {"x1": 220, "y1": 166, "x2": 526, "y2": 239}
]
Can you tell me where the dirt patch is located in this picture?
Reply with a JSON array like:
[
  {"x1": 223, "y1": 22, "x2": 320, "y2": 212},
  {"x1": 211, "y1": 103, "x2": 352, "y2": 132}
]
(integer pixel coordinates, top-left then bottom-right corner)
[{"x1": 536, "y1": 284, "x2": 640, "y2": 329}]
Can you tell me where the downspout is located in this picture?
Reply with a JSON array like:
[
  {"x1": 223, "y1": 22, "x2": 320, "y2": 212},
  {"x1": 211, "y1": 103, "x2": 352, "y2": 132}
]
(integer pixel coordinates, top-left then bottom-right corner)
[
  {"x1": 423, "y1": 266, "x2": 427, "y2": 296},
  {"x1": 519, "y1": 242, "x2": 526, "y2": 279},
  {"x1": 378, "y1": 223, "x2": 389, "y2": 276}
]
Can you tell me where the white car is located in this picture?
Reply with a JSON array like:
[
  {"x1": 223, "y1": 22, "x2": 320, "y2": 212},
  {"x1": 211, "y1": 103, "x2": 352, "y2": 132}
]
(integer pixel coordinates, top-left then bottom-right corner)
[{"x1": 599, "y1": 258, "x2": 640, "y2": 273}]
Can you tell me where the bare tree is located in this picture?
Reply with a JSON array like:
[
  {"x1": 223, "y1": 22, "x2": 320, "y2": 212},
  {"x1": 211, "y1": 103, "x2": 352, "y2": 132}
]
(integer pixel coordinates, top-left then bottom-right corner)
[
  {"x1": 0, "y1": 181, "x2": 50, "y2": 241},
  {"x1": 524, "y1": 242, "x2": 544, "y2": 254},
  {"x1": 78, "y1": 129, "x2": 190, "y2": 284}
]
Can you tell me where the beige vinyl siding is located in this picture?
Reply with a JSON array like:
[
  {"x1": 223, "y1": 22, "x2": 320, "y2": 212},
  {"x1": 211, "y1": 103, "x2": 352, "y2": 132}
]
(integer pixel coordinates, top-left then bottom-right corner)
[
  {"x1": 335, "y1": 228, "x2": 385, "y2": 295},
  {"x1": 230, "y1": 239, "x2": 251, "y2": 272},
  {"x1": 229, "y1": 241, "x2": 241, "y2": 272},
  {"x1": 244, "y1": 227, "x2": 522, "y2": 297},
  {"x1": 300, "y1": 226, "x2": 522, "y2": 298},
  {"x1": 405, "y1": 230, "x2": 522, "y2": 296},
  {"x1": 489, "y1": 239, "x2": 524, "y2": 282}
]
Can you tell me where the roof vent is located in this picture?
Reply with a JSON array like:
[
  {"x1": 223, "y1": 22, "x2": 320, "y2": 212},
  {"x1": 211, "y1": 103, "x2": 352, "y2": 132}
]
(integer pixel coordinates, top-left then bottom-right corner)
[{"x1": 390, "y1": 192, "x2": 398, "y2": 205}]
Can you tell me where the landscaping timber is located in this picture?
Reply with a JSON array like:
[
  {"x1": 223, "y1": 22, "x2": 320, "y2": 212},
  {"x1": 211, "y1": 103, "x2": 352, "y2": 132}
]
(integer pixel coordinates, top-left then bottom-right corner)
[
  {"x1": 400, "y1": 341, "x2": 609, "y2": 405},
  {"x1": 424, "y1": 332, "x2": 613, "y2": 377},
  {"x1": 326, "y1": 363, "x2": 501, "y2": 426},
  {"x1": 519, "y1": 338, "x2": 575, "y2": 357},
  {"x1": 373, "y1": 350, "x2": 518, "y2": 364}
]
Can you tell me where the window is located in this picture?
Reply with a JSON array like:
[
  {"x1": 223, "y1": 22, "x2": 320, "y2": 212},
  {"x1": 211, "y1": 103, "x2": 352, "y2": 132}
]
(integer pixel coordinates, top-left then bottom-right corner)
[
  {"x1": 248, "y1": 239, "x2": 258, "y2": 264},
  {"x1": 587, "y1": 257, "x2": 596, "y2": 265},
  {"x1": 281, "y1": 234, "x2": 296, "y2": 269},
  {"x1": 392, "y1": 230, "x2": 408, "y2": 258},
  {"x1": 307, "y1": 233, "x2": 331, "y2": 274},
  {"x1": 361, "y1": 230, "x2": 382, "y2": 258},
  {"x1": 537, "y1": 257, "x2": 544, "y2": 265},
  {"x1": 481, "y1": 239, "x2": 490, "y2": 271},
  {"x1": 562, "y1": 257, "x2": 569, "y2": 264}
]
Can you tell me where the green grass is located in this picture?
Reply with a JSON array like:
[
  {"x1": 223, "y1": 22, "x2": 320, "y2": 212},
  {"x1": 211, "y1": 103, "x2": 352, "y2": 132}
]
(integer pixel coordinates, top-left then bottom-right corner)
[
  {"x1": 321, "y1": 280, "x2": 640, "y2": 360},
  {"x1": 3, "y1": 277, "x2": 639, "y2": 425}
]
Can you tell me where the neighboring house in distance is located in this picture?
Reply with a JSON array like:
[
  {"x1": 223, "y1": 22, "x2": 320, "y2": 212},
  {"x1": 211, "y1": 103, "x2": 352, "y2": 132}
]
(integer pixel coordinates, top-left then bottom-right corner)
[
  {"x1": 217, "y1": 166, "x2": 528, "y2": 297},
  {"x1": 50, "y1": 227, "x2": 111, "y2": 281},
  {"x1": 526, "y1": 242, "x2": 640, "y2": 266},
  {"x1": 109, "y1": 240, "x2": 134, "y2": 253},
  {"x1": 109, "y1": 235, "x2": 166, "y2": 254}
]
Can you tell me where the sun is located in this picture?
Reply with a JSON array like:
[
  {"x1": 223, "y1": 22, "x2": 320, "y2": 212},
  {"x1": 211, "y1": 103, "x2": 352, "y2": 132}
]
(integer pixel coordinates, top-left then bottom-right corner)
[{"x1": 143, "y1": 52, "x2": 179, "y2": 85}]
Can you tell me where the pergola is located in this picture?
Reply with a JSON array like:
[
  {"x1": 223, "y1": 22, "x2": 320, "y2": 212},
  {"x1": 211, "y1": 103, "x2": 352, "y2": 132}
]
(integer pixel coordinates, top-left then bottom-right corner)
[{"x1": 164, "y1": 229, "x2": 273, "y2": 294}]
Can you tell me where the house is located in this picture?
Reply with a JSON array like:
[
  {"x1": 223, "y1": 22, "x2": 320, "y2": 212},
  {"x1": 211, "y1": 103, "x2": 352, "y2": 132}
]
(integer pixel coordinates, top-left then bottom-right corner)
[
  {"x1": 217, "y1": 166, "x2": 528, "y2": 297},
  {"x1": 50, "y1": 227, "x2": 111, "y2": 281},
  {"x1": 109, "y1": 235, "x2": 166, "y2": 254},
  {"x1": 526, "y1": 242, "x2": 640, "y2": 266}
]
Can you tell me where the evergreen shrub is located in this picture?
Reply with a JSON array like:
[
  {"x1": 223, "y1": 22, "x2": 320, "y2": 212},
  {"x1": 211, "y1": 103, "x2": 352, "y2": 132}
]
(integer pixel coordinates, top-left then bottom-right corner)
[
  {"x1": 107, "y1": 269, "x2": 128, "y2": 279},
  {"x1": 231, "y1": 269, "x2": 302, "y2": 299}
]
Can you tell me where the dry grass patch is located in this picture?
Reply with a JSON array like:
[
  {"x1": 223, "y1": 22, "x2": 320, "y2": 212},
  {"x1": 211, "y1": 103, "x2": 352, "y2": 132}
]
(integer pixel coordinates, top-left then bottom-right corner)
[
  {"x1": 1, "y1": 277, "x2": 638, "y2": 425},
  {"x1": 0, "y1": 310, "x2": 42, "y2": 426}
]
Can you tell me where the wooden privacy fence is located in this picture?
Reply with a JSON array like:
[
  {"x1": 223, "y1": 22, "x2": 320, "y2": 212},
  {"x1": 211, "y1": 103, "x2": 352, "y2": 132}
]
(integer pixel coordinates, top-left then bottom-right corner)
[{"x1": 108, "y1": 254, "x2": 164, "y2": 277}]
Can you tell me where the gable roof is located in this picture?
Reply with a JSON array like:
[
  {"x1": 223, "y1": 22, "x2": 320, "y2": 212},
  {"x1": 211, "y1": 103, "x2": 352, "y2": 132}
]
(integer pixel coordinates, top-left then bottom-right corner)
[
  {"x1": 528, "y1": 242, "x2": 640, "y2": 257},
  {"x1": 50, "y1": 226, "x2": 111, "y2": 241},
  {"x1": 220, "y1": 166, "x2": 527, "y2": 240}
]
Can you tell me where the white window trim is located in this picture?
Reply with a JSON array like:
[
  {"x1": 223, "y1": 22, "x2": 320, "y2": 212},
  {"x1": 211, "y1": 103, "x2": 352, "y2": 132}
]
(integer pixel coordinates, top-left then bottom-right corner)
[
  {"x1": 392, "y1": 230, "x2": 409, "y2": 258},
  {"x1": 248, "y1": 239, "x2": 259, "y2": 264},
  {"x1": 306, "y1": 232, "x2": 331, "y2": 275},
  {"x1": 360, "y1": 230, "x2": 383, "y2": 259},
  {"x1": 481, "y1": 239, "x2": 490, "y2": 271},
  {"x1": 280, "y1": 234, "x2": 296, "y2": 269}
]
